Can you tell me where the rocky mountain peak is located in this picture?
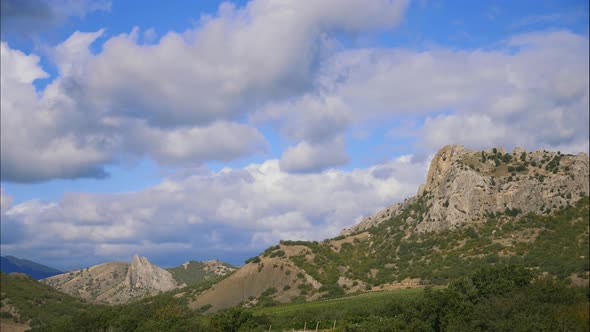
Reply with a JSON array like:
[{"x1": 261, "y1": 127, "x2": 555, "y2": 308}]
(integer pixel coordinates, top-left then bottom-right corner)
[
  {"x1": 343, "y1": 145, "x2": 589, "y2": 235},
  {"x1": 125, "y1": 255, "x2": 178, "y2": 292},
  {"x1": 419, "y1": 144, "x2": 467, "y2": 195}
]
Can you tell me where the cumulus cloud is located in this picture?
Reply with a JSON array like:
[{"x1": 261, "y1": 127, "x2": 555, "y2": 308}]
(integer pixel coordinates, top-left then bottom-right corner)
[
  {"x1": 0, "y1": 41, "x2": 113, "y2": 182},
  {"x1": 123, "y1": 121, "x2": 268, "y2": 165},
  {"x1": 279, "y1": 137, "x2": 349, "y2": 173},
  {"x1": 0, "y1": 37, "x2": 268, "y2": 182},
  {"x1": 60, "y1": 0, "x2": 407, "y2": 127},
  {"x1": 0, "y1": 156, "x2": 427, "y2": 269},
  {"x1": 1, "y1": 0, "x2": 409, "y2": 182},
  {"x1": 0, "y1": 0, "x2": 110, "y2": 36},
  {"x1": 261, "y1": 29, "x2": 589, "y2": 157}
]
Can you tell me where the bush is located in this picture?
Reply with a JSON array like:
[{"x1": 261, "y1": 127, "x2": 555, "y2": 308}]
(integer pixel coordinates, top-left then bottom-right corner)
[{"x1": 245, "y1": 256, "x2": 261, "y2": 264}]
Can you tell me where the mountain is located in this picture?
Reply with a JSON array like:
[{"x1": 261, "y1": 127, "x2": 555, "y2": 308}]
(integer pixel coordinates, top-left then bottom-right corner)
[
  {"x1": 41, "y1": 255, "x2": 236, "y2": 304},
  {"x1": 0, "y1": 272, "x2": 89, "y2": 331},
  {"x1": 188, "y1": 145, "x2": 590, "y2": 312},
  {"x1": 42, "y1": 255, "x2": 180, "y2": 304},
  {"x1": 167, "y1": 260, "x2": 236, "y2": 286},
  {"x1": 343, "y1": 145, "x2": 589, "y2": 234},
  {"x1": 0, "y1": 256, "x2": 62, "y2": 280}
]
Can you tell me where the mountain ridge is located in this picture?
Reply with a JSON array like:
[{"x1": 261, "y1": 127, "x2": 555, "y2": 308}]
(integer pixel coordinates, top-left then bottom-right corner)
[
  {"x1": 0, "y1": 256, "x2": 62, "y2": 280},
  {"x1": 41, "y1": 255, "x2": 235, "y2": 304},
  {"x1": 342, "y1": 144, "x2": 588, "y2": 235},
  {"x1": 187, "y1": 145, "x2": 589, "y2": 312}
]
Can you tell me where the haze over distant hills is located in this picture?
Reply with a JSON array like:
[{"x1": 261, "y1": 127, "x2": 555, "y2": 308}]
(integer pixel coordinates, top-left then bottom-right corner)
[{"x1": 0, "y1": 256, "x2": 62, "y2": 280}]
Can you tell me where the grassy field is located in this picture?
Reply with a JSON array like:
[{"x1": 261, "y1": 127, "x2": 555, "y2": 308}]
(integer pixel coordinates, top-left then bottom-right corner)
[{"x1": 252, "y1": 288, "x2": 432, "y2": 330}]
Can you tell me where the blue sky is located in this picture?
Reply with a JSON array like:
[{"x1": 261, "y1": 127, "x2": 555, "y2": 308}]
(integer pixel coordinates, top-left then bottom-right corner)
[{"x1": 1, "y1": 0, "x2": 588, "y2": 269}]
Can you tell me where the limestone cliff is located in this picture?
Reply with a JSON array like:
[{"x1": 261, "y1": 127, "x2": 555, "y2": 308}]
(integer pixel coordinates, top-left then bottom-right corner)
[
  {"x1": 124, "y1": 255, "x2": 178, "y2": 292},
  {"x1": 42, "y1": 255, "x2": 182, "y2": 304},
  {"x1": 342, "y1": 145, "x2": 589, "y2": 234}
]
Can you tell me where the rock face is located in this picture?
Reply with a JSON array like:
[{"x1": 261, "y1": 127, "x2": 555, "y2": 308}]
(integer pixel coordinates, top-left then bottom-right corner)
[
  {"x1": 125, "y1": 255, "x2": 178, "y2": 292},
  {"x1": 42, "y1": 255, "x2": 182, "y2": 304},
  {"x1": 343, "y1": 145, "x2": 589, "y2": 234}
]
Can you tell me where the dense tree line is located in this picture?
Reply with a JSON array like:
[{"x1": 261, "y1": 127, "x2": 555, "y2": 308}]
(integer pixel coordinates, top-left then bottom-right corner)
[{"x1": 342, "y1": 265, "x2": 588, "y2": 331}]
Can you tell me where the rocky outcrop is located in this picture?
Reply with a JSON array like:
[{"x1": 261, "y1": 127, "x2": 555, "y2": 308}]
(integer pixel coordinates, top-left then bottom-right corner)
[
  {"x1": 42, "y1": 255, "x2": 182, "y2": 304},
  {"x1": 202, "y1": 260, "x2": 236, "y2": 277},
  {"x1": 125, "y1": 255, "x2": 178, "y2": 292},
  {"x1": 343, "y1": 145, "x2": 589, "y2": 234}
]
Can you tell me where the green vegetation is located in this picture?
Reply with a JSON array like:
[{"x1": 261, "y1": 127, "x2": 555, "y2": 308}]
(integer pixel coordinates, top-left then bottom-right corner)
[
  {"x1": 38, "y1": 265, "x2": 590, "y2": 331},
  {"x1": 281, "y1": 197, "x2": 589, "y2": 294},
  {"x1": 252, "y1": 288, "x2": 426, "y2": 330},
  {"x1": 336, "y1": 265, "x2": 589, "y2": 331},
  {"x1": 247, "y1": 266, "x2": 588, "y2": 331},
  {"x1": 167, "y1": 261, "x2": 235, "y2": 286},
  {"x1": 6, "y1": 190, "x2": 589, "y2": 331},
  {"x1": 244, "y1": 256, "x2": 261, "y2": 264},
  {"x1": 0, "y1": 272, "x2": 91, "y2": 330}
]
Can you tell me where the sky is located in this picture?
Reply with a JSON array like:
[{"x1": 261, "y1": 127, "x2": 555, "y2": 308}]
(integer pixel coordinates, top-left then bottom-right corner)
[{"x1": 0, "y1": 0, "x2": 588, "y2": 270}]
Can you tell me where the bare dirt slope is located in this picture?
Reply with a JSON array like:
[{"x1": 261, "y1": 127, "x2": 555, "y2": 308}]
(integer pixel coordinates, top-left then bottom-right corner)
[
  {"x1": 189, "y1": 245, "x2": 321, "y2": 312},
  {"x1": 0, "y1": 319, "x2": 29, "y2": 332}
]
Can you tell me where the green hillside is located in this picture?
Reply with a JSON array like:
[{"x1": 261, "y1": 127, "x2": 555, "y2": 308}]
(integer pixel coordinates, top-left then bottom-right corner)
[
  {"x1": 271, "y1": 197, "x2": 589, "y2": 299},
  {"x1": 40, "y1": 265, "x2": 589, "y2": 331},
  {"x1": 167, "y1": 260, "x2": 236, "y2": 286},
  {"x1": 252, "y1": 265, "x2": 589, "y2": 331},
  {"x1": 9, "y1": 199, "x2": 589, "y2": 331},
  {"x1": 0, "y1": 272, "x2": 92, "y2": 330},
  {"x1": 251, "y1": 288, "x2": 427, "y2": 330}
]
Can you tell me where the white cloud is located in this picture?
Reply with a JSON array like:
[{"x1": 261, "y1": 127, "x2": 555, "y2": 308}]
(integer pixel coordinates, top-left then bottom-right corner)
[
  {"x1": 0, "y1": 156, "x2": 427, "y2": 269},
  {"x1": 254, "y1": 94, "x2": 352, "y2": 143},
  {"x1": 123, "y1": 121, "x2": 268, "y2": 165},
  {"x1": 279, "y1": 138, "x2": 349, "y2": 173},
  {"x1": 0, "y1": 188, "x2": 13, "y2": 213},
  {"x1": 261, "y1": 29, "x2": 589, "y2": 157},
  {"x1": 1, "y1": 0, "x2": 409, "y2": 182},
  {"x1": 66, "y1": 0, "x2": 407, "y2": 126},
  {"x1": 0, "y1": 41, "x2": 113, "y2": 182}
]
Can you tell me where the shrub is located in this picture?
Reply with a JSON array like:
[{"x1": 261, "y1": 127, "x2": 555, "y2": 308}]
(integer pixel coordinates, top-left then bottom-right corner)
[{"x1": 245, "y1": 256, "x2": 261, "y2": 264}]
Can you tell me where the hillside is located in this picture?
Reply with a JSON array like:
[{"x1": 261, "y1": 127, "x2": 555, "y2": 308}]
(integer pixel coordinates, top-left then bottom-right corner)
[
  {"x1": 40, "y1": 265, "x2": 590, "y2": 331},
  {"x1": 42, "y1": 255, "x2": 181, "y2": 304},
  {"x1": 167, "y1": 260, "x2": 236, "y2": 286},
  {"x1": 343, "y1": 145, "x2": 588, "y2": 234},
  {"x1": 0, "y1": 256, "x2": 62, "y2": 280},
  {"x1": 42, "y1": 255, "x2": 236, "y2": 304},
  {"x1": 188, "y1": 145, "x2": 590, "y2": 312},
  {"x1": 0, "y1": 272, "x2": 90, "y2": 331}
]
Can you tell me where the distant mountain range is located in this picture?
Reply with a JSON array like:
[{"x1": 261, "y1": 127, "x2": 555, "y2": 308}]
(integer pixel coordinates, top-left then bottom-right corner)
[{"x1": 0, "y1": 256, "x2": 62, "y2": 280}]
